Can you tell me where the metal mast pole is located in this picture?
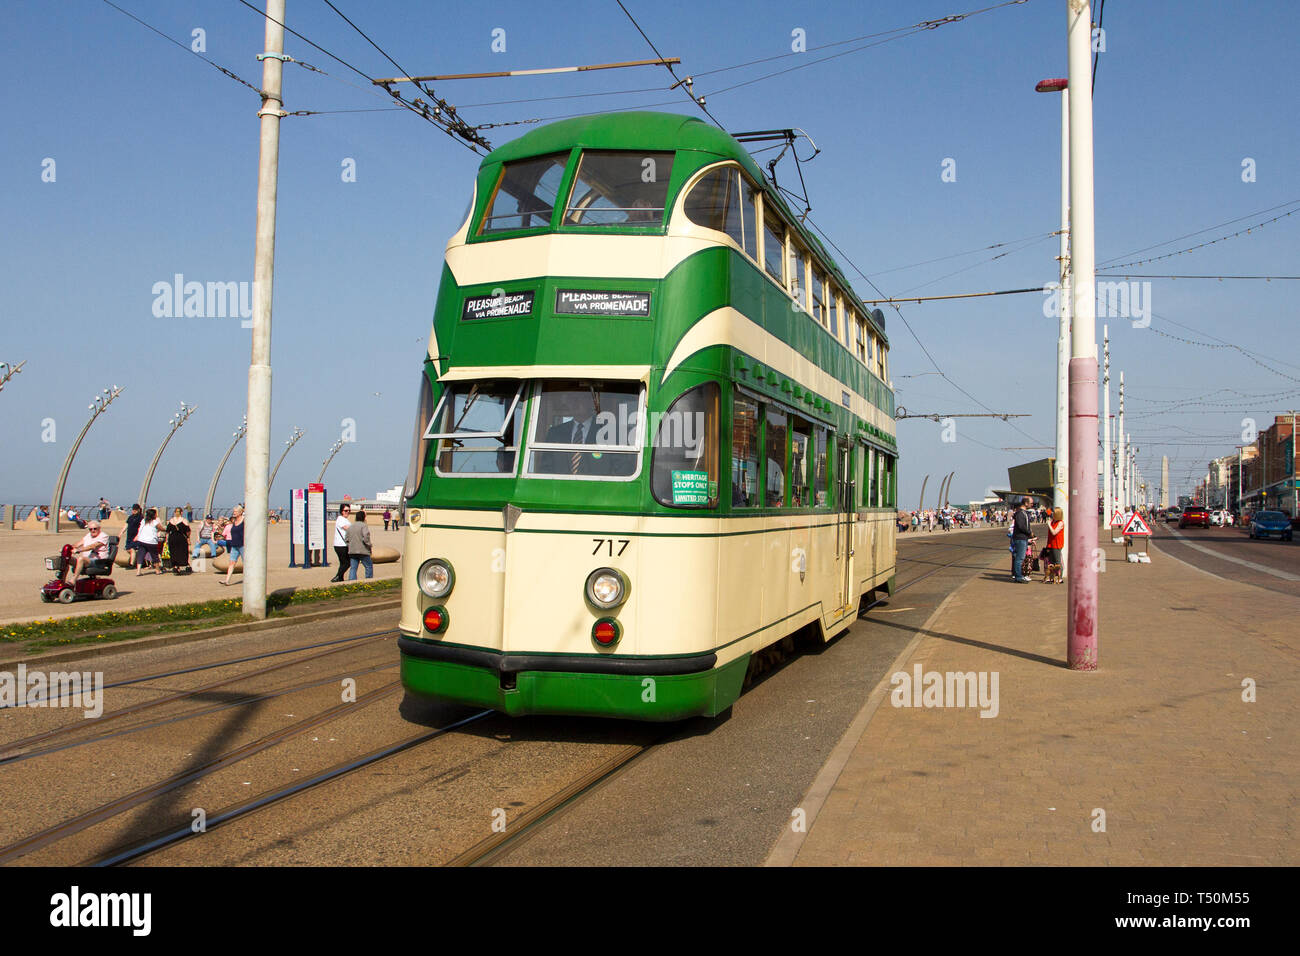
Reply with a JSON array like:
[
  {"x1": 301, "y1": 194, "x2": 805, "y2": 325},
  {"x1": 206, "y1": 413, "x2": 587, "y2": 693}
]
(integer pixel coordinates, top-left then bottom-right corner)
[
  {"x1": 1117, "y1": 372, "x2": 1125, "y2": 514},
  {"x1": 1065, "y1": 0, "x2": 1100, "y2": 670},
  {"x1": 242, "y1": 0, "x2": 286, "y2": 621},
  {"x1": 49, "y1": 387, "x2": 124, "y2": 533},
  {"x1": 138, "y1": 402, "x2": 196, "y2": 514},
  {"x1": 317, "y1": 438, "x2": 345, "y2": 484},
  {"x1": 268, "y1": 426, "x2": 304, "y2": 497},
  {"x1": 1102, "y1": 325, "x2": 1111, "y2": 521},
  {"x1": 204, "y1": 418, "x2": 248, "y2": 520},
  {"x1": 1056, "y1": 86, "x2": 1071, "y2": 559}
]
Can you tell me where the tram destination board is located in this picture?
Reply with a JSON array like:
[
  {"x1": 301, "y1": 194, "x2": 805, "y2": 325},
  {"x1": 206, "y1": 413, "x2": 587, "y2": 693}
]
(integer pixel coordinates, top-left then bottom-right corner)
[
  {"x1": 555, "y1": 289, "x2": 651, "y2": 317},
  {"x1": 462, "y1": 291, "x2": 534, "y2": 321}
]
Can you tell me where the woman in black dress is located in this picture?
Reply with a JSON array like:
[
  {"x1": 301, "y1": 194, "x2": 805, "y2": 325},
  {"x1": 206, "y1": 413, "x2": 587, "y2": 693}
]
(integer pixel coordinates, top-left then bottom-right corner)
[{"x1": 166, "y1": 507, "x2": 192, "y2": 574}]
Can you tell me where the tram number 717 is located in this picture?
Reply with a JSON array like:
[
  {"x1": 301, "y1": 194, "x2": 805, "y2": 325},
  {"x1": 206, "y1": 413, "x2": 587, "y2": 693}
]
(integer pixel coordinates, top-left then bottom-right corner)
[{"x1": 592, "y1": 538, "x2": 631, "y2": 556}]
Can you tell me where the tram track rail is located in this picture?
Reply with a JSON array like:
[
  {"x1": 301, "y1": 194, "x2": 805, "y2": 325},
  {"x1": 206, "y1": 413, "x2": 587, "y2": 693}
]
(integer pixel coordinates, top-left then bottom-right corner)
[
  {"x1": 0, "y1": 631, "x2": 396, "y2": 761},
  {"x1": 0, "y1": 678, "x2": 404, "y2": 866},
  {"x1": 8, "y1": 538, "x2": 997, "y2": 868},
  {"x1": 0, "y1": 659, "x2": 396, "y2": 768}
]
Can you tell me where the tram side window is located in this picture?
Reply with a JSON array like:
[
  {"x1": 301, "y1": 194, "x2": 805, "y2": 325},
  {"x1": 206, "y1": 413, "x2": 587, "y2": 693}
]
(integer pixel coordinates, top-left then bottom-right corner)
[
  {"x1": 855, "y1": 316, "x2": 867, "y2": 363},
  {"x1": 564, "y1": 150, "x2": 675, "y2": 227},
  {"x1": 788, "y1": 243, "x2": 809, "y2": 311},
  {"x1": 790, "y1": 418, "x2": 811, "y2": 507},
  {"x1": 861, "y1": 446, "x2": 873, "y2": 508},
  {"x1": 814, "y1": 428, "x2": 828, "y2": 507},
  {"x1": 651, "y1": 383, "x2": 720, "y2": 508},
  {"x1": 731, "y1": 391, "x2": 760, "y2": 508},
  {"x1": 404, "y1": 371, "x2": 436, "y2": 499},
  {"x1": 480, "y1": 153, "x2": 568, "y2": 234},
  {"x1": 870, "y1": 448, "x2": 880, "y2": 506},
  {"x1": 740, "y1": 182, "x2": 758, "y2": 259},
  {"x1": 813, "y1": 272, "x2": 827, "y2": 329},
  {"x1": 763, "y1": 213, "x2": 785, "y2": 285},
  {"x1": 428, "y1": 380, "x2": 525, "y2": 475},
  {"x1": 765, "y1": 407, "x2": 788, "y2": 507},
  {"x1": 684, "y1": 167, "x2": 750, "y2": 252},
  {"x1": 883, "y1": 455, "x2": 897, "y2": 507}
]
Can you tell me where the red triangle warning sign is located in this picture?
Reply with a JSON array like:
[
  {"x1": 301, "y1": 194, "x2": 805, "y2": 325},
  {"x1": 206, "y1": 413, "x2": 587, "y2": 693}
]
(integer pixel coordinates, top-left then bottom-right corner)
[
  {"x1": 1110, "y1": 510, "x2": 1124, "y2": 528},
  {"x1": 1121, "y1": 513, "x2": 1152, "y2": 536}
]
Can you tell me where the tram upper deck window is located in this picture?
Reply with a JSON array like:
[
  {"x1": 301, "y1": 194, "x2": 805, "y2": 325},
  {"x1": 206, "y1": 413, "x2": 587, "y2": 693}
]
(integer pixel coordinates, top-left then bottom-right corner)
[
  {"x1": 651, "y1": 383, "x2": 720, "y2": 508},
  {"x1": 788, "y1": 244, "x2": 809, "y2": 310},
  {"x1": 525, "y1": 380, "x2": 643, "y2": 478},
  {"x1": 683, "y1": 166, "x2": 758, "y2": 259},
  {"x1": 479, "y1": 153, "x2": 568, "y2": 234},
  {"x1": 763, "y1": 213, "x2": 785, "y2": 285},
  {"x1": 813, "y1": 272, "x2": 827, "y2": 329},
  {"x1": 854, "y1": 316, "x2": 867, "y2": 363},
  {"x1": 563, "y1": 150, "x2": 675, "y2": 227},
  {"x1": 426, "y1": 380, "x2": 525, "y2": 476}
]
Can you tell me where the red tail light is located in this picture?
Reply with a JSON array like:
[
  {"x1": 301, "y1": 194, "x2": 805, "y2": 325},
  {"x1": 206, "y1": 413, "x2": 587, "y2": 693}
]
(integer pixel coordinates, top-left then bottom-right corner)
[
  {"x1": 423, "y1": 606, "x2": 448, "y2": 633},
  {"x1": 591, "y1": 618, "x2": 621, "y2": 647}
]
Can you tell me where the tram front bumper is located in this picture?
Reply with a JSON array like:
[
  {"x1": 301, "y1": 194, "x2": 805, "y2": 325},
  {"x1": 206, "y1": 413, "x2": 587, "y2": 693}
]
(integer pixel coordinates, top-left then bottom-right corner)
[{"x1": 398, "y1": 636, "x2": 746, "y2": 721}]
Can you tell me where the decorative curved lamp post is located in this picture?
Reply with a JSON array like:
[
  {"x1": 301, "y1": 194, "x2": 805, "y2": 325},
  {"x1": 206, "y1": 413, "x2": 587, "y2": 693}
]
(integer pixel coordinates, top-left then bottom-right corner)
[
  {"x1": 268, "y1": 426, "x2": 305, "y2": 497},
  {"x1": 49, "y1": 385, "x2": 124, "y2": 533},
  {"x1": 0, "y1": 360, "x2": 26, "y2": 393},
  {"x1": 138, "y1": 401, "x2": 196, "y2": 514},
  {"x1": 203, "y1": 416, "x2": 248, "y2": 519},
  {"x1": 317, "y1": 438, "x2": 345, "y2": 484}
]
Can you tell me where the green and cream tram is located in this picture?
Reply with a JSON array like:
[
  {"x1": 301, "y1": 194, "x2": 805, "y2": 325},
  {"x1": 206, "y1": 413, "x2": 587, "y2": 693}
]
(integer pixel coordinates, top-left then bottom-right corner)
[{"x1": 399, "y1": 111, "x2": 898, "y2": 720}]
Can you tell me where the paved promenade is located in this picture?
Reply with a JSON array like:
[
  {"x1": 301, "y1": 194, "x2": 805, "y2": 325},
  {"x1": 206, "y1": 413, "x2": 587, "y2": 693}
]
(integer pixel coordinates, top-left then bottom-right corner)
[
  {"x1": 0, "y1": 523, "x2": 404, "y2": 627},
  {"x1": 773, "y1": 532, "x2": 1298, "y2": 866}
]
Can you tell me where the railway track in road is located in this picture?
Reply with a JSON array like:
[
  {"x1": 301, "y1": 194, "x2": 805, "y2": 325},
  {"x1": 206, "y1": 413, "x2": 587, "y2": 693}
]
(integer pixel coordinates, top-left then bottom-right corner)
[
  {"x1": 0, "y1": 678, "x2": 406, "y2": 865},
  {"x1": 3, "y1": 537, "x2": 997, "y2": 867},
  {"x1": 0, "y1": 631, "x2": 396, "y2": 764}
]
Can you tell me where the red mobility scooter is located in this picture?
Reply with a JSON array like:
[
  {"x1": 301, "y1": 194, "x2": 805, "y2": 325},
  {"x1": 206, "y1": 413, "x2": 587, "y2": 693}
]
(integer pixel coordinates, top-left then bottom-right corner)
[{"x1": 40, "y1": 537, "x2": 120, "y2": 604}]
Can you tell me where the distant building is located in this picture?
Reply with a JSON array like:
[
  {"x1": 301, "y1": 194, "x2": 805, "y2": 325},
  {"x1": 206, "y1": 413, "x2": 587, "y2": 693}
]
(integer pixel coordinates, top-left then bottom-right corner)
[{"x1": 1007, "y1": 458, "x2": 1055, "y2": 506}]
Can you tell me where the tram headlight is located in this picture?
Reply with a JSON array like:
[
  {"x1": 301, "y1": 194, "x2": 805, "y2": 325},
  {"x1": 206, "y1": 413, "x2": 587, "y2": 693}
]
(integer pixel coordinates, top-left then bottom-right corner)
[
  {"x1": 407, "y1": 509, "x2": 421, "y2": 525},
  {"x1": 418, "y1": 558, "x2": 455, "y2": 599},
  {"x1": 585, "y1": 567, "x2": 629, "y2": 609}
]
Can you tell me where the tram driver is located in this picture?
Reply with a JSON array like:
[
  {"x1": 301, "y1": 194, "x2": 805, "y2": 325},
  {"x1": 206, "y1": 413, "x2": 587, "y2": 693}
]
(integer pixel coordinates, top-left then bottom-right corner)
[{"x1": 539, "y1": 389, "x2": 612, "y2": 477}]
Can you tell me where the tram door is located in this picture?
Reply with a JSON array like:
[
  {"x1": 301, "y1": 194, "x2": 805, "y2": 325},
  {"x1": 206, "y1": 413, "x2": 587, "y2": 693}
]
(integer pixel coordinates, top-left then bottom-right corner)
[{"x1": 835, "y1": 439, "x2": 855, "y2": 613}]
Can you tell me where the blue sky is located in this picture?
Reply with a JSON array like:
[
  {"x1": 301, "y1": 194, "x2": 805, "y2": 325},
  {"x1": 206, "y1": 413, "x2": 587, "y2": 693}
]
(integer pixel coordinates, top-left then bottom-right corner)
[{"x1": 2, "y1": 0, "x2": 1297, "y2": 510}]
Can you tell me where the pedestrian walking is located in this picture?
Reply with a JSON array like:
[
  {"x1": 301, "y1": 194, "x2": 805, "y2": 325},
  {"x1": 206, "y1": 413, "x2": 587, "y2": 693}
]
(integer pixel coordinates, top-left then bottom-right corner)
[
  {"x1": 166, "y1": 507, "x2": 192, "y2": 574},
  {"x1": 122, "y1": 504, "x2": 143, "y2": 564},
  {"x1": 134, "y1": 508, "x2": 163, "y2": 575},
  {"x1": 382, "y1": 508, "x2": 392, "y2": 532},
  {"x1": 346, "y1": 509, "x2": 373, "y2": 580},
  {"x1": 222, "y1": 506, "x2": 245, "y2": 585},
  {"x1": 1010, "y1": 497, "x2": 1034, "y2": 583},
  {"x1": 1042, "y1": 508, "x2": 1065, "y2": 582},
  {"x1": 330, "y1": 503, "x2": 352, "y2": 583},
  {"x1": 185, "y1": 502, "x2": 194, "y2": 523},
  {"x1": 97, "y1": 497, "x2": 111, "y2": 521}
]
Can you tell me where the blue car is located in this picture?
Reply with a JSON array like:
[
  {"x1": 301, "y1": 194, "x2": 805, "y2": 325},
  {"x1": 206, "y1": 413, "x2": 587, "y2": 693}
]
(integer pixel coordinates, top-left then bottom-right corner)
[{"x1": 1250, "y1": 511, "x2": 1294, "y2": 541}]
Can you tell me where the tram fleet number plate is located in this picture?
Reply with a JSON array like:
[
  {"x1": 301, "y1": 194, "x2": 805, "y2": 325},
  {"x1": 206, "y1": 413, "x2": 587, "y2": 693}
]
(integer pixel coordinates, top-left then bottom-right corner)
[{"x1": 554, "y1": 289, "x2": 651, "y2": 317}]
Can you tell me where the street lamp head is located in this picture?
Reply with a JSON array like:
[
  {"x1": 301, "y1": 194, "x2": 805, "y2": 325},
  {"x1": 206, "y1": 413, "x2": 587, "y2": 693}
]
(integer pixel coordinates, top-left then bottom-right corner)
[{"x1": 1035, "y1": 77, "x2": 1068, "y2": 93}]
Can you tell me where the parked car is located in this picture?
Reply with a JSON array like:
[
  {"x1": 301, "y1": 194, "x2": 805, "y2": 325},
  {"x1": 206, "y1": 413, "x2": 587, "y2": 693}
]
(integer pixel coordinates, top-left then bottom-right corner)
[
  {"x1": 1179, "y1": 506, "x2": 1211, "y2": 529},
  {"x1": 1249, "y1": 511, "x2": 1294, "y2": 541},
  {"x1": 1165, "y1": 507, "x2": 1182, "y2": 522}
]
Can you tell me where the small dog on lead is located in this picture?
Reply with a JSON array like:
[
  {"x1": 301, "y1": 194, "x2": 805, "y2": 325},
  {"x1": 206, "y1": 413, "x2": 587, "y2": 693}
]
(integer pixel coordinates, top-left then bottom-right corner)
[{"x1": 1043, "y1": 561, "x2": 1063, "y2": 584}]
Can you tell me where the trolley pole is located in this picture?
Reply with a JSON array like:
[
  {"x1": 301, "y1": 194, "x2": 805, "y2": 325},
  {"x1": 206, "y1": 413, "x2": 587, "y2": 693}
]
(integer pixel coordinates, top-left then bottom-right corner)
[
  {"x1": 1065, "y1": 0, "x2": 1099, "y2": 670},
  {"x1": 242, "y1": 0, "x2": 286, "y2": 621}
]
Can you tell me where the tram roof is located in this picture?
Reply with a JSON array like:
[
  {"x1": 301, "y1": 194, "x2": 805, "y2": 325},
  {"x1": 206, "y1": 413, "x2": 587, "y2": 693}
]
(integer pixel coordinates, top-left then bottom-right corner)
[{"x1": 481, "y1": 111, "x2": 884, "y2": 340}]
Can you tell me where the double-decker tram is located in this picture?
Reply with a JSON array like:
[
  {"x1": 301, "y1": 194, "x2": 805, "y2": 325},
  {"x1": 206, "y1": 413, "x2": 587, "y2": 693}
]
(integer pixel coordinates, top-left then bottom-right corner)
[{"x1": 399, "y1": 111, "x2": 898, "y2": 721}]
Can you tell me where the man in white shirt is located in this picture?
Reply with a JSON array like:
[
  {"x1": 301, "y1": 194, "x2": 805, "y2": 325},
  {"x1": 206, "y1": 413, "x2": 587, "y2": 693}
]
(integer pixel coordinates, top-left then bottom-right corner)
[
  {"x1": 330, "y1": 503, "x2": 352, "y2": 582},
  {"x1": 65, "y1": 522, "x2": 110, "y2": 582}
]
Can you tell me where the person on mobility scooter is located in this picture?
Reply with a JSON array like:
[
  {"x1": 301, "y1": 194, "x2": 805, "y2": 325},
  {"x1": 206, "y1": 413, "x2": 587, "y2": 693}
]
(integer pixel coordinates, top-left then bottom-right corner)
[{"x1": 41, "y1": 521, "x2": 120, "y2": 603}]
